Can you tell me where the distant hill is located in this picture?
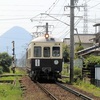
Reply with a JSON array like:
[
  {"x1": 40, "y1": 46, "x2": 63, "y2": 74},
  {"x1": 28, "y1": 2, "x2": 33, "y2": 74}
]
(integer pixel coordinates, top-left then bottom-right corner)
[{"x1": 0, "y1": 26, "x2": 32, "y2": 59}]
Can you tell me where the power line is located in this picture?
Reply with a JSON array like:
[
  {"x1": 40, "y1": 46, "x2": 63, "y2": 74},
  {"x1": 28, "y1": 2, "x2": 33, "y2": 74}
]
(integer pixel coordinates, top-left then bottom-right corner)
[
  {"x1": 45, "y1": 0, "x2": 60, "y2": 14},
  {"x1": 38, "y1": 0, "x2": 60, "y2": 26},
  {"x1": 30, "y1": 0, "x2": 70, "y2": 36},
  {"x1": 0, "y1": 18, "x2": 30, "y2": 20},
  {"x1": 86, "y1": 0, "x2": 92, "y2": 3},
  {"x1": 51, "y1": 0, "x2": 68, "y2": 33},
  {"x1": 0, "y1": 4, "x2": 44, "y2": 7},
  {"x1": 88, "y1": 2, "x2": 100, "y2": 9},
  {"x1": 0, "y1": 10, "x2": 42, "y2": 12}
]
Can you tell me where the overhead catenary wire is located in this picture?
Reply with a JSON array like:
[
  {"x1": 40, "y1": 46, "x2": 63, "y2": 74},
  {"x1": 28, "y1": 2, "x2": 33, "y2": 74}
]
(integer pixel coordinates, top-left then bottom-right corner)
[
  {"x1": 30, "y1": 0, "x2": 100, "y2": 39},
  {"x1": 39, "y1": 0, "x2": 60, "y2": 27},
  {"x1": 45, "y1": 0, "x2": 60, "y2": 14},
  {"x1": 51, "y1": 0, "x2": 68, "y2": 33},
  {"x1": 88, "y1": 2, "x2": 100, "y2": 9},
  {"x1": 0, "y1": 0, "x2": 99, "y2": 39}
]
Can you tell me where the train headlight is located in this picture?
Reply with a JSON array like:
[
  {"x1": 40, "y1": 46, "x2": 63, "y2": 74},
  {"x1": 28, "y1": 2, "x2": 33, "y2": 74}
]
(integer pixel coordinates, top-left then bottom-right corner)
[
  {"x1": 54, "y1": 60, "x2": 59, "y2": 65},
  {"x1": 45, "y1": 34, "x2": 49, "y2": 39}
]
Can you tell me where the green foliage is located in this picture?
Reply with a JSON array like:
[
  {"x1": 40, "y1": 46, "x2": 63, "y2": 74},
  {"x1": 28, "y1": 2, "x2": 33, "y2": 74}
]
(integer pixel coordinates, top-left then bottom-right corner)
[
  {"x1": 74, "y1": 66, "x2": 82, "y2": 82},
  {"x1": 74, "y1": 66, "x2": 82, "y2": 77},
  {"x1": 62, "y1": 63, "x2": 69, "y2": 76},
  {"x1": 0, "y1": 52, "x2": 12, "y2": 72},
  {"x1": 84, "y1": 55, "x2": 100, "y2": 67},
  {"x1": 0, "y1": 81, "x2": 23, "y2": 100},
  {"x1": 62, "y1": 44, "x2": 69, "y2": 62},
  {"x1": 74, "y1": 81, "x2": 100, "y2": 97},
  {"x1": 0, "y1": 66, "x2": 3, "y2": 74},
  {"x1": 0, "y1": 68, "x2": 27, "y2": 99},
  {"x1": 75, "y1": 41, "x2": 84, "y2": 52}
]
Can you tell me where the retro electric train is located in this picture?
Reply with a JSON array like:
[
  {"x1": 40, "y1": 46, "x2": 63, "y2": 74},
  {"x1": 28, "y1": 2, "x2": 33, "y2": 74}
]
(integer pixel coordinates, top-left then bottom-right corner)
[{"x1": 26, "y1": 34, "x2": 63, "y2": 80}]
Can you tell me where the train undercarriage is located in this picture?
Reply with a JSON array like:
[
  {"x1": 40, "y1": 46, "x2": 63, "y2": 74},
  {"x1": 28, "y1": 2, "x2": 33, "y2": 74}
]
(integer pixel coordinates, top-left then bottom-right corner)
[{"x1": 28, "y1": 69, "x2": 61, "y2": 81}]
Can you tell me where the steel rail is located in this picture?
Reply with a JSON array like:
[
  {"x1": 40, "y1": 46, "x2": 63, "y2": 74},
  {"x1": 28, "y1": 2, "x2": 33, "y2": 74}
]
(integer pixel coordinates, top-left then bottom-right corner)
[
  {"x1": 36, "y1": 82, "x2": 58, "y2": 100},
  {"x1": 56, "y1": 82, "x2": 94, "y2": 100}
]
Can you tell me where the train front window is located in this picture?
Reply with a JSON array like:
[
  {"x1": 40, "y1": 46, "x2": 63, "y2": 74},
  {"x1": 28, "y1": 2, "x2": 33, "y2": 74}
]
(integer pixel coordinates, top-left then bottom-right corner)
[
  {"x1": 52, "y1": 47, "x2": 60, "y2": 57},
  {"x1": 34, "y1": 46, "x2": 41, "y2": 57},
  {"x1": 43, "y1": 47, "x2": 50, "y2": 57}
]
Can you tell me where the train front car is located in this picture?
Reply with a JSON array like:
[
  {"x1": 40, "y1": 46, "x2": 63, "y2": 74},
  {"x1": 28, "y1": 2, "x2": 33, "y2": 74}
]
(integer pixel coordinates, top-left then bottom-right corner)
[{"x1": 26, "y1": 35, "x2": 63, "y2": 80}]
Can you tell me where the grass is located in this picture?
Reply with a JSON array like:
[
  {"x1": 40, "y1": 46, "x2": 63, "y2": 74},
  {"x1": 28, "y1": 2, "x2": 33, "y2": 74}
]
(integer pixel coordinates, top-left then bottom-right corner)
[
  {"x1": 0, "y1": 67, "x2": 26, "y2": 100},
  {"x1": 0, "y1": 82, "x2": 23, "y2": 100},
  {"x1": 0, "y1": 76, "x2": 20, "y2": 80},
  {"x1": 61, "y1": 63, "x2": 69, "y2": 76},
  {"x1": 61, "y1": 63, "x2": 100, "y2": 98},
  {"x1": 13, "y1": 67, "x2": 26, "y2": 75},
  {"x1": 74, "y1": 80, "x2": 100, "y2": 97}
]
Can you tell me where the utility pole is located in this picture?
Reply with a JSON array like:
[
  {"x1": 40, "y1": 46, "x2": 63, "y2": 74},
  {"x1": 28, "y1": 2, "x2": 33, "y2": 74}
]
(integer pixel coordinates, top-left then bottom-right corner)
[
  {"x1": 64, "y1": 0, "x2": 84, "y2": 84},
  {"x1": 70, "y1": 0, "x2": 74, "y2": 84}
]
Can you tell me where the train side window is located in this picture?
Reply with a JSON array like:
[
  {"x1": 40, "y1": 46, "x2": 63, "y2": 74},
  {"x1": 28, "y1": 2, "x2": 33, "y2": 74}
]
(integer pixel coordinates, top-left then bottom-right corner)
[
  {"x1": 52, "y1": 47, "x2": 60, "y2": 57},
  {"x1": 43, "y1": 47, "x2": 50, "y2": 57},
  {"x1": 34, "y1": 46, "x2": 41, "y2": 57}
]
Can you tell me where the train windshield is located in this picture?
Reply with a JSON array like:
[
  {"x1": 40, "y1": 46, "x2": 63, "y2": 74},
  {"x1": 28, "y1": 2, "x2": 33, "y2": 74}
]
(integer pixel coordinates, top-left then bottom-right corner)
[
  {"x1": 34, "y1": 46, "x2": 41, "y2": 57},
  {"x1": 43, "y1": 47, "x2": 50, "y2": 57},
  {"x1": 52, "y1": 47, "x2": 60, "y2": 57}
]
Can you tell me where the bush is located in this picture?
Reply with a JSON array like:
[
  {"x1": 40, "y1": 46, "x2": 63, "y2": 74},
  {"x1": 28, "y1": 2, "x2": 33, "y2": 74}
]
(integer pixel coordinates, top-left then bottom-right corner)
[
  {"x1": 3, "y1": 66, "x2": 10, "y2": 73},
  {"x1": 84, "y1": 55, "x2": 100, "y2": 67},
  {"x1": 74, "y1": 66, "x2": 82, "y2": 82},
  {"x1": 0, "y1": 66, "x2": 3, "y2": 74},
  {"x1": 74, "y1": 66, "x2": 82, "y2": 76},
  {"x1": 0, "y1": 52, "x2": 12, "y2": 72},
  {"x1": 63, "y1": 44, "x2": 69, "y2": 62}
]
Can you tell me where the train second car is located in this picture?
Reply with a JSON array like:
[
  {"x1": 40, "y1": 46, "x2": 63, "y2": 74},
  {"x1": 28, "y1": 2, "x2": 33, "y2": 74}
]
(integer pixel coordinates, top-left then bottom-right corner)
[{"x1": 26, "y1": 34, "x2": 63, "y2": 80}]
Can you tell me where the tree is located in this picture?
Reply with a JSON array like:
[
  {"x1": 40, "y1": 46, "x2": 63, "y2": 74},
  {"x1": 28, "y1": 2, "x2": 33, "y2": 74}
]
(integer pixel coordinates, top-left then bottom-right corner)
[
  {"x1": 0, "y1": 66, "x2": 3, "y2": 74},
  {"x1": 84, "y1": 55, "x2": 100, "y2": 67},
  {"x1": 75, "y1": 41, "x2": 84, "y2": 52},
  {"x1": 63, "y1": 44, "x2": 69, "y2": 62},
  {"x1": 0, "y1": 52, "x2": 12, "y2": 72}
]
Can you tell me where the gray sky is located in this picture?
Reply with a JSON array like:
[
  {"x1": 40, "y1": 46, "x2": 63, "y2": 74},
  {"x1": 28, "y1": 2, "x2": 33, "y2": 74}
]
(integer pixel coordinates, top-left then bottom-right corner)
[{"x1": 0, "y1": 0, "x2": 100, "y2": 38}]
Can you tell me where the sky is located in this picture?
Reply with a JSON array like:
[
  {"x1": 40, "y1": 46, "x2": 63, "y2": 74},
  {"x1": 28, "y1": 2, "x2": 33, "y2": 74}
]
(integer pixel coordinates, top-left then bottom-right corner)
[{"x1": 0, "y1": 0, "x2": 100, "y2": 38}]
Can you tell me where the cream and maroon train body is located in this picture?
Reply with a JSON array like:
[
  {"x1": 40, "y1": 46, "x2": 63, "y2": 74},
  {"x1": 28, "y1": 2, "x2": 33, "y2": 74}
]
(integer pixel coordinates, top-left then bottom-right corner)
[{"x1": 26, "y1": 34, "x2": 63, "y2": 80}]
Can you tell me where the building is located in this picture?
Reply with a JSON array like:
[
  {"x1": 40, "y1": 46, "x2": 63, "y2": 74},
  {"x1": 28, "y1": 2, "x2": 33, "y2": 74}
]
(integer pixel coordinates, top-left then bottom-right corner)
[
  {"x1": 76, "y1": 23, "x2": 100, "y2": 56},
  {"x1": 63, "y1": 34, "x2": 95, "y2": 49},
  {"x1": 63, "y1": 23, "x2": 100, "y2": 56},
  {"x1": 74, "y1": 34, "x2": 95, "y2": 49}
]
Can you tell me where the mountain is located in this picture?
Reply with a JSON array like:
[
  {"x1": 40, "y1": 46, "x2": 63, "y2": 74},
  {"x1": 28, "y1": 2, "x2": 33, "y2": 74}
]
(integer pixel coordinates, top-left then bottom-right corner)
[{"x1": 0, "y1": 26, "x2": 32, "y2": 59}]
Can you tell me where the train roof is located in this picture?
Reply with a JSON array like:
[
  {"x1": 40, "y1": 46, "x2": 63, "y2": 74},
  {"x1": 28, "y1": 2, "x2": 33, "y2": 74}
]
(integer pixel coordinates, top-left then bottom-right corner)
[{"x1": 31, "y1": 35, "x2": 63, "y2": 43}]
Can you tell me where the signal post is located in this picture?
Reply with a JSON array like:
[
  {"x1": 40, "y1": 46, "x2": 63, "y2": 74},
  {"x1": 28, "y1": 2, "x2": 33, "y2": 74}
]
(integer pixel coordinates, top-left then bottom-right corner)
[{"x1": 11, "y1": 41, "x2": 16, "y2": 73}]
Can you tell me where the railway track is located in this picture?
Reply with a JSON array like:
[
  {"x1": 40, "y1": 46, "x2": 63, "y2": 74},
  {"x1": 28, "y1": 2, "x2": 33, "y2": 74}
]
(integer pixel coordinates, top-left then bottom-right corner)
[
  {"x1": 20, "y1": 76, "x2": 81, "y2": 100},
  {"x1": 20, "y1": 76, "x2": 99, "y2": 100},
  {"x1": 56, "y1": 82, "x2": 93, "y2": 100},
  {"x1": 36, "y1": 82, "x2": 58, "y2": 100},
  {"x1": 36, "y1": 82, "x2": 82, "y2": 100}
]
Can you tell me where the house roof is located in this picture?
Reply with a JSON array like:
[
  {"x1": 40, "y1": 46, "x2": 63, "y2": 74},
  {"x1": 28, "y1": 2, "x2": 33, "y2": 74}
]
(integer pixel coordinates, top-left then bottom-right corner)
[
  {"x1": 78, "y1": 49, "x2": 100, "y2": 56},
  {"x1": 76, "y1": 43, "x2": 100, "y2": 56},
  {"x1": 74, "y1": 34, "x2": 95, "y2": 43},
  {"x1": 63, "y1": 38, "x2": 70, "y2": 45},
  {"x1": 63, "y1": 34, "x2": 97, "y2": 45},
  {"x1": 93, "y1": 23, "x2": 100, "y2": 27}
]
